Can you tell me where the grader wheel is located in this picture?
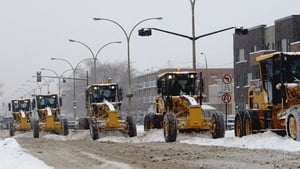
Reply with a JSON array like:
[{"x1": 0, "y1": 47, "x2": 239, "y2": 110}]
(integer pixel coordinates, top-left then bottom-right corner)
[
  {"x1": 163, "y1": 112, "x2": 177, "y2": 142},
  {"x1": 211, "y1": 112, "x2": 225, "y2": 138},
  {"x1": 89, "y1": 118, "x2": 99, "y2": 140},
  {"x1": 78, "y1": 118, "x2": 89, "y2": 129},
  {"x1": 126, "y1": 115, "x2": 137, "y2": 137},
  {"x1": 243, "y1": 112, "x2": 252, "y2": 136},
  {"x1": 61, "y1": 118, "x2": 69, "y2": 136},
  {"x1": 234, "y1": 112, "x2": 244, "y2": 137},
  {"x1": 144, "y1": 114, "x2": 150, "y2": 131},
  {"x1": 287, "y1": 115, "x2": 297, "y2": 140},
  {"x1": 8, "y1": 120, "x2": 15, "y2": 137},
  {"x1": 32, "y1": 119, "x2": 39, "y2": 138}
]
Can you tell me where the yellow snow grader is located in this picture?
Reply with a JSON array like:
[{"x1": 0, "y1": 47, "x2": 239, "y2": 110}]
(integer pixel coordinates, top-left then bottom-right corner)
[
  {"x1": 235, "y1": 52, "x2": 300, "y2": 140},
  {"x1": 79, "y1": 79, "x2": 137, "y2": 140},
  {"x1": 32, "y1": 93, "x2": 68, "y2": 138},
  {"x1": 8, "y1": 98, "x2": 32, "y2": 136},
  {"x1": 144, "y1": 70, "x2": 225, "y2": 142}
]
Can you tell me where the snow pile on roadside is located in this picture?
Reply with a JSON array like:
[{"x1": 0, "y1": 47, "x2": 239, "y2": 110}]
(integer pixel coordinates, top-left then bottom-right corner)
[
  {"x1": 98, "y1": 126, "x2": 300, "y2": 152},
  {"x1": 0, "y1": 138, "x2": 53, "y2": 169},
  {"x1": 180, "y1": 130, "x2": 300, "y2": 152}
]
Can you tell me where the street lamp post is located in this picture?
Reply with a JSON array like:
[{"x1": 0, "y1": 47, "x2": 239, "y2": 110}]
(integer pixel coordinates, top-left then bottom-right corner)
[
  {"x1": 190, "y1": 0, "x2": 196, "y2": 70},
  {"x1": 27, "y1": 80, "x2": 42, "y2": 94},
  {"x1": 69, "y1": 40, "x2": 121, "y2": 83},
  {"x1": 40, "y1": 68, "x2": 72, "y2": 100},
  {"x1": 200, "y1": 52, "x2": 208, "y2": 100},
  {"x1": 42, "y1": 78, "x2": 54, "y2": 93},
  {"x1": 51, "y1": 57, "x2": 92, "y2": 118},
  {"x1": 93, "y1": 17, "x2": 162, "y2": 114}
]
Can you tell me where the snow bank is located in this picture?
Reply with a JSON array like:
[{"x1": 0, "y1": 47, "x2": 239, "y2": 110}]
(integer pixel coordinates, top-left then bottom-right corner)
[
  {"x1": 180, "y1": 130, "x2": 300, "y2": 152},
  {"x1": 97, "y1": 126, "x2": 300, "y2": 152},
  {"x1": 0, "y1": 138, "x2": 53, "y2": 169}
]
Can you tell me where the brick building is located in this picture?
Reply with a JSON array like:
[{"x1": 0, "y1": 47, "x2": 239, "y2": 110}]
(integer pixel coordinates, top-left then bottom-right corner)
[{"x1": 233, "y1": 15, "x2": 300, "y2": 112}]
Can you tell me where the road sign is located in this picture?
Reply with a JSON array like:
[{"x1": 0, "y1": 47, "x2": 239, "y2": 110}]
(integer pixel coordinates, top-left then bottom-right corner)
[
  {"x1": 222, "y1": 74, "x2": 232, "y2": 84},
  {"x1": 222, "y1": 93, "x2": 231, "y2": 104},
  {"x1": 222, "y1": 84, "x2": 231, "y2": 93}
]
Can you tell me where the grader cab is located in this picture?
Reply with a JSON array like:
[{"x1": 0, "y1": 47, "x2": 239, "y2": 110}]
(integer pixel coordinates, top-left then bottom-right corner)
[
  {"x1": 235, "y1": 52, "x2": 300, "y2": 140},
  {"x1": 32, "y1": 93, "x2": 68, "y2": 138},
  {"x1": 8, "y1": 98, "x2": 32, "y2": 136},
  {"x1": 79, "y1": 80, "x2": 137, "y2": 140},
  {"x1": 144, "y1": 70, "x2": 225, "y2": 142}
]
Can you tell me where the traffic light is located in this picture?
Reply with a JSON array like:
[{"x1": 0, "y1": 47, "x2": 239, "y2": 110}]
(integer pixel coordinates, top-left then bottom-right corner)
[
  {"x1": 37, "y1": 71, "x2": 42, "y2": 82},
  {"x1": 138, "y1": 28, "x2": 152, "y2": 36},
  {"x1": 235, "y1": 104, "x2": 239, "y2": 110},
  {"x1": 73, "y1": 100, "x2": 77, "y2": 110}
]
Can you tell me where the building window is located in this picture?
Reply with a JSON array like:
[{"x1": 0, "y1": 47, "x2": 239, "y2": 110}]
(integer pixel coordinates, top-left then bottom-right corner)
[
  {"x1": 252, "y1": 71, "x2": 260, "y2": 79},
  {"x1": 243, "y1": 73, "x2": 247, "y2": 86},
  {"x1": 282, "y1": 39, "x2": 288, "y2": 52},
  {"x1": 239, "y1": 49, "x2": 245, "y2": 62},
  {"x1": 236, "y1": 49, "x2": 247, "y2": 64},
  {"x1": 236, "y1": 74, "x2": 240, "y2": 87}
]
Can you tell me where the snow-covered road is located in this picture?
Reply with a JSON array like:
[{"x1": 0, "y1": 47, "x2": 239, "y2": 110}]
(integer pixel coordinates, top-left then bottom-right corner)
[{"x1": 1, "y1": 125, "x2": 300, "y2": 169}]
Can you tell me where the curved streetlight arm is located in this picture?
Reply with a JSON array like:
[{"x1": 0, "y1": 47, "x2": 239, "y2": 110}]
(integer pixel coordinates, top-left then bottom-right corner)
[
  {"x1": 93, "y1": 17, "x2": 162, "y2": 41},
  {"x1": 94, "y1": 18, "x2": 129, "y2": 40},
  {"x1": 95, "y1": 41, "x2": 122, "y2": 59},
  {"x1": 41, "y1": 68, "x2": 59, "y2": 77},
  {"x1": 51, "y1": 57, "x2": 74, "y2": 71},
  {"x1": 93, "y1": 17, "x2": 162, "y2": 113},
  {"x1": 69, "y1": 39, "x2": 95, "y2": 59},
  {"x1": 74, "y1": 57, "x2": 93, "y2": 70},
  {"x1": 60, "y1": 69, "x2": 73, "y2": 78},
  {"x1": 128, "y1": 17, "x2": 163, "y2": 40}
]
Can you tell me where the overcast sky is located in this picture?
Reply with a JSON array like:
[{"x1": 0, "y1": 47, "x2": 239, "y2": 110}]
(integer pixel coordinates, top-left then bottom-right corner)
[{"x1": 0, "y1": 0, "x2": 299, "y2": 102}]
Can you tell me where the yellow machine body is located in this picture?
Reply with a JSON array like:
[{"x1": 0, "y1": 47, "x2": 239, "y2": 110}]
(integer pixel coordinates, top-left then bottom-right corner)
[
  {"x1": 34, "y1": 94, "x2": 67, "y2": 135},
  {"x1": 11, "y1": 98, "x2": 32, "y2": 131},
  {"x1": 235, "y1": 52, "x2": 300, "y2": 140},
  {"x1": 83, "y1": 81, "x2": 136, "y2": 140},
  {"x1": 145, "y1": 70, "x2": 225, "y2": 142}
]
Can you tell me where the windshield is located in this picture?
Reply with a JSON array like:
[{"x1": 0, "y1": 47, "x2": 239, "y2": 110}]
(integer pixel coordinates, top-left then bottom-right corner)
[
  {"x1": 261, "y1": 54, "x2": 300, "y2": 104},
  {"x1": 90, "y1": 85, "x2": 117, "y2": 103},
  {"x1": 167, "y1": 74, "x2": 196, "y2": 96},
  {"x1": 12, "y1": 99, "x2": 30, "y2": 112},
  {"x1": 36, "y1": 95, "x2": 58, "y2": 109}
]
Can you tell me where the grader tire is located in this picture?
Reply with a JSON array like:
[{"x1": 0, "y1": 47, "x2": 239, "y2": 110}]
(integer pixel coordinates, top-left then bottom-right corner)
[
  {"x1": 127, "y1": 116, "x2": 137, "y2": 137},
  {"x1": 91, "y1": 125, "x2": 99, "y2": 140},
  {"x1": 62, "y1": 118, "x2": 69, "y2": 136},
  {"x1": 8, "y1": 120, "x2": 15, "y2": 137},
  {"x1": 144, "y1": 114, "x2": 151, "y2": 131},
  {"x1": 89, "y1": 119, "x2": 99, "y2": 140},
  {"x1": 211, "y1": 112, "x2": 225, "y2": 138},
  {"x1": 152, "y1": 114, "x2": 162, "y2": 129},
  {"x1": 163, "y1": 112, "x2": 177, "y2": 142},
  {"x1": 235, "y1": 111, "x2": 244, "y2": 137},
  {"x1": 287, "y1": 115, "x2": 297, "y2": 140},
  {"x1": 244, "y1": 112, "x2": 252, "y2": 136},
  {"x1": 243, "y1": 110, "x2": 260, "y2": 136},
  {"x1": 32, "y1": 119, "x2": 39, "y2": 138},
  {"x1": 79, "y1": 118, "x2": 89, "y2": 130}
]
